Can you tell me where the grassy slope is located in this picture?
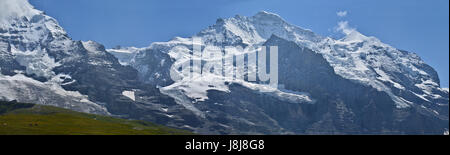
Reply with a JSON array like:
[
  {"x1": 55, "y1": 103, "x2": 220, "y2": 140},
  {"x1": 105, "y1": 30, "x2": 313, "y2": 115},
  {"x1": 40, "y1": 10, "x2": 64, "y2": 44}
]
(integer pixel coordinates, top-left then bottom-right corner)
[{"x1": 0, "y1": 101, "x2": 191, "y2": 135}]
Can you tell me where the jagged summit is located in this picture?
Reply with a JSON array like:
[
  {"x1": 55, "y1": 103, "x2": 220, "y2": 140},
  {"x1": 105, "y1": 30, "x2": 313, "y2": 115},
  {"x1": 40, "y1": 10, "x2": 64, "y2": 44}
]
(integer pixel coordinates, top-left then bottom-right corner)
[
  {"x1": 194, "y1": 11, "x2": 323, "y2": 47},
  {"x1": 82, "y1": 40, "x2": 106, "y2": 52},
  {"x1": 0, "y1": 1, "x2": 68, "y2": 46},
  {"x1": 252, "y1": 11, "x2": 285, "y2": 22},
  {"x1": 0, "y1": 0, "x2": 41, "y2": 24},
  {"x1": 0, "y1": 0, "x2": 42, "y2": 19}
]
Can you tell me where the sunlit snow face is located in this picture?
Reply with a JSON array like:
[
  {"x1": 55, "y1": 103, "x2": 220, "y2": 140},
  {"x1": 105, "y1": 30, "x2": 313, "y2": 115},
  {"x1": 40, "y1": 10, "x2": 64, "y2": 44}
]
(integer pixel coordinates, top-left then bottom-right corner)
[{"x1": 168, "y1": 37, "x2": 279, "y2": 93}]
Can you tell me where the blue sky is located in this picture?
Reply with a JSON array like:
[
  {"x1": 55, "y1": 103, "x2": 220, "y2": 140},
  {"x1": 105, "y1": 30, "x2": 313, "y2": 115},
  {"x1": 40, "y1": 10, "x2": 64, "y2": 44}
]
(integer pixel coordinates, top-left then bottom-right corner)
[{"x1": 30, "y1": 0, "x2": 449, "y2": 87}]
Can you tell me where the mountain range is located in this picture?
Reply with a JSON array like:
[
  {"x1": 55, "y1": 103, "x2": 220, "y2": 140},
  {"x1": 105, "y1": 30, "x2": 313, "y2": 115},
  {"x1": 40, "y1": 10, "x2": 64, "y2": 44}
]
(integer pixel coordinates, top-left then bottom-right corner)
[{"x1": 1, "y1": 0, "x2": 448, "y2": 134}]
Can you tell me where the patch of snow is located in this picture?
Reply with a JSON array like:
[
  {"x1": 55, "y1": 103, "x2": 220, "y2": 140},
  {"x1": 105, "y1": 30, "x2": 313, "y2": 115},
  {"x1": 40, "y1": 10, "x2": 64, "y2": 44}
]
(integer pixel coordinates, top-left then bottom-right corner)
[
  {"x1": 374, "y1": 68, "x2": 405, "y2": 90},
  {"x1": 161, "y1": 107, "x2": 168, "y2": 112},
  {"x1": 415, "y1": 79, "x2": 439, "y2": 96},
  {"x1": 440, "y1": 88, "x2": 449, "y2": 93},
  {"x1": 82, "y1": 41, "x2": 104, "y2": 54},
  {"x1": 107, "y1": 47, "x2": 140, "y2": 66},
  {"x1": 238, "y1": 81, "x2": 315, "y2": 104},
  {"x1": 432, "y1": 110, "x2": 439, "y2": 115},
  {"x1": 412, "y1": 92, "x2": 431, "y2": 102},
  {"x1": 10, "y1": 46, "x2": 61, "y2": 79},
  {"x1": 162, "y1": 73, "x2": 230, "y2": 103},
  {"x1": 0, "y1": 73, "x2": 109, "y2": 114},
  {"x1": 159, "y1": 86, "x2": 205, "y2": 118},
  {"x1": 122, "y1": 90, "x2": 136, "y2": 101},
  {"x1": 214, "y1": 103, "x2": 223, "y2": 106}
]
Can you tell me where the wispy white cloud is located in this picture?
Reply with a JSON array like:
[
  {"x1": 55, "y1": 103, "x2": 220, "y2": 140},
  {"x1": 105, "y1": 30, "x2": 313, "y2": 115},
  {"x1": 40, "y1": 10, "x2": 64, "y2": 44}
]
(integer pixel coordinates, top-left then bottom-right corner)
[
  {"x1": 336, "y1": 11, "x2": 347, "y2": 17},
  {"x1": 336, "y1": 21, "x2": 355, "y2": 35},
  {"x1": 334, "y1": 11, "x2": 356, "y2": 35},
  {"x1": 335, "y1": 20, "x2": 369, "y2": 42}
]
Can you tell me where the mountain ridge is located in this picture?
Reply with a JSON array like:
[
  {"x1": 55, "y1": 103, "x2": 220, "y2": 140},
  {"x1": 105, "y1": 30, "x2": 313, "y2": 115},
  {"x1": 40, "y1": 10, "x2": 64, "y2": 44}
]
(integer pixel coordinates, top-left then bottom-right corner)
[{"x1": 1, "y1": 0, "x2": 448, "y2": 134}]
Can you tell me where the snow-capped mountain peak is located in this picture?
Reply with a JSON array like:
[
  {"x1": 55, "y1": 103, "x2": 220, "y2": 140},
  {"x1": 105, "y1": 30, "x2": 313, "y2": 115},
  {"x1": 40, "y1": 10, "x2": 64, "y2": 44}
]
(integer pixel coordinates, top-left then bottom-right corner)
[
  {"x1": 82, "y1": 41, "x2": 106, "y2": 53},
  {"x1": 253, "y1": 11, "x2": 284, "y2": 20},
  {"x1": 111, "y1": 9, "x2": 448, "y2": 133},
  {"x1": 340, "y1": 30, "x2": 370, "y2": 43},
  {"x1": 0, "y1": 0, "x2": 41, "y2": 24},
  {"x1": 196, "y1": 11, "x2": 323, "y2": 47},
  {"x1": 117, "y1": 11, "x2": 448, "y2": 111},
  {"x1": 1, "y1": 0, "x2": 110, "y2": 115}
]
